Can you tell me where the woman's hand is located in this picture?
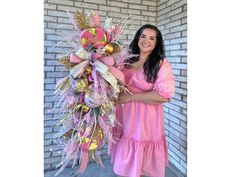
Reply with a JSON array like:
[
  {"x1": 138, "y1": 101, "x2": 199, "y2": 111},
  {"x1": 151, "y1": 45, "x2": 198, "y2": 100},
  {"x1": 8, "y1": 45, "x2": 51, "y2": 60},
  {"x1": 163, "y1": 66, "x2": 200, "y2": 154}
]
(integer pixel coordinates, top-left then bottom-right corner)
[{"x1": 118, "y1": 92, "x2": 133, "y2": 104}]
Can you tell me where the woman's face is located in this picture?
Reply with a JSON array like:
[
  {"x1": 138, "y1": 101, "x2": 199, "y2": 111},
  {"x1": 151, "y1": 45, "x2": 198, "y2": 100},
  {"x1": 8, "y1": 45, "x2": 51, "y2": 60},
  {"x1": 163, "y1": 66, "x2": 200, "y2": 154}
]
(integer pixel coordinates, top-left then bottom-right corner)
[{"x1": 138, "y1": 28, "x2": 157, "y2": 54}]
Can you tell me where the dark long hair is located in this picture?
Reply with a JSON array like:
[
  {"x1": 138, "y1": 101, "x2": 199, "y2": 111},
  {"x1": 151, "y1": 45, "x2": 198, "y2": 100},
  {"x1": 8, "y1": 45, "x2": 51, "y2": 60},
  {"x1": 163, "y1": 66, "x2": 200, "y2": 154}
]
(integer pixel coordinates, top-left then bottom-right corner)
[{"x1": 126, "y1": 24, "x2": 165, "y2": 83}]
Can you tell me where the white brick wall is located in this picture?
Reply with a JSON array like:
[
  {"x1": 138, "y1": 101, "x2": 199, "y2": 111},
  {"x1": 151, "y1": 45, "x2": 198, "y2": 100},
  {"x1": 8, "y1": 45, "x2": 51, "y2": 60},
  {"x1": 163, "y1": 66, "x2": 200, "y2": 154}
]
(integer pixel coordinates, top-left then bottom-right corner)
[
  {"x1": 44, "y1": 0, "x2": 187, "y2": 176},
  {"x1": 157, "y1": 0, "x2": 187, "y2": 175}
]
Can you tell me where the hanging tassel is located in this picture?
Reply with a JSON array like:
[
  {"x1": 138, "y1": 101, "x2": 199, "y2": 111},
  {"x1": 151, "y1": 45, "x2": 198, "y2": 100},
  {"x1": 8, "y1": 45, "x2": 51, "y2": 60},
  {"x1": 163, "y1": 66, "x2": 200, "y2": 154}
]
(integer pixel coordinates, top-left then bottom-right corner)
[
  {"x1": 55, "y1": 159, "x2": 70, "y2": 176},
  {"x1": 92, "y1": 150, "x2": 105, "y2": 168},
  {"x1": 77, "y1": 149, "x2": 89, "y2": 174}
]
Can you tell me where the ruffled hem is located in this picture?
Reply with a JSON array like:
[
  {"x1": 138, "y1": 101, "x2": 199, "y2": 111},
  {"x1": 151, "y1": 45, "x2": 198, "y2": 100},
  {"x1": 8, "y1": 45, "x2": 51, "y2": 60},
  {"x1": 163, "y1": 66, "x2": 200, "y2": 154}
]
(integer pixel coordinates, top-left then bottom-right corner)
[{"x1": 112, "y1": 135, "x2": 168, "y2": 177}]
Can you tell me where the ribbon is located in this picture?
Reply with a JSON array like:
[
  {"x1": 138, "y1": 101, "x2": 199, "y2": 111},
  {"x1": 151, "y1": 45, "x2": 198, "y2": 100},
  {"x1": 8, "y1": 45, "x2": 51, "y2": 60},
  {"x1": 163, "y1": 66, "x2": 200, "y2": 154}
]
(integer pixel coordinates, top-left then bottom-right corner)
[
  {"x1": 75, "y1": 48, "x2": 90, "y2": 60},
  {"x1": 99, "y1": 56, "x2": 125, "y2": 83},
  {"x1": 70, "y1": 60, "x2": 89, "y2": 79},
  {"x1": 77, "y1": 149, "x2": 89, "y2": 174},
  {"x1": 69, "y1": 53, "x2": 82, "y2": 63},
  {"x1": 91, "y1": 66, "x2": 98, "y2": 98},
  {"x1": 109, "y1": 66, "x2": 125, "y2": 83},
  {"x1": 92, "y1": 60, "x2": 120, "y2": 94}
]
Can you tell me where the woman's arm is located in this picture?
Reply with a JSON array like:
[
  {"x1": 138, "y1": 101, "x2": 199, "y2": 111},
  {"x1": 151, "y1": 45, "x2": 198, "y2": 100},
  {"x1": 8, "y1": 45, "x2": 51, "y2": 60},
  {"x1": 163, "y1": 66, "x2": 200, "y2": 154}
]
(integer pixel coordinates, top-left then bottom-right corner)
[{"x1": 118, "y1": 91, "x2": 169, "y2": 105}]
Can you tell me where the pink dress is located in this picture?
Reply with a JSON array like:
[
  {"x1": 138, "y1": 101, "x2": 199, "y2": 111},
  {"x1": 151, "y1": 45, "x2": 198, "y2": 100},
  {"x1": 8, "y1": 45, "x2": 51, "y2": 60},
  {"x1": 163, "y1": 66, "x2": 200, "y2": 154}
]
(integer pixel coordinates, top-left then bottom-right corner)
[{"x1": 108, "y1": 59, "x2": 175, "y2": 177}]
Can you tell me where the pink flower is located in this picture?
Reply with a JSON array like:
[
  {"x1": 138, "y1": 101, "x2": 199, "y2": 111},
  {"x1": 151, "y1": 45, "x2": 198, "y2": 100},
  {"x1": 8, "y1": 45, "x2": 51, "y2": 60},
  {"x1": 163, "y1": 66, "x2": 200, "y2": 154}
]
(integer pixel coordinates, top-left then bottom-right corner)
[{"x1": 91, "y1": 14, "x2": 100, "y2": 27}]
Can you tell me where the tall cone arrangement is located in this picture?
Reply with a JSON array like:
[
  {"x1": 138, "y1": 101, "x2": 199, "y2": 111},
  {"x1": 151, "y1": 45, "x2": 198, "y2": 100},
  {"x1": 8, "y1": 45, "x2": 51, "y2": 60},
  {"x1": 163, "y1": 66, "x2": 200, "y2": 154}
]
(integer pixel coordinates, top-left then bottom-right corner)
[{"x1": 52, "y1": 10, "x2": 135, "y2": 176}]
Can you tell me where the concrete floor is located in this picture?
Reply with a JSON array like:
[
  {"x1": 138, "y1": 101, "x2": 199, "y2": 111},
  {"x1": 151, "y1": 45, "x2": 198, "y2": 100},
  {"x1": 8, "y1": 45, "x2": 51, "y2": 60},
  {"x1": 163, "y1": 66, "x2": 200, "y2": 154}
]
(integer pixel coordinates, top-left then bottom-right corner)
[{"x1": 45, "y1": 159, "x2": 180, "y2": 177}]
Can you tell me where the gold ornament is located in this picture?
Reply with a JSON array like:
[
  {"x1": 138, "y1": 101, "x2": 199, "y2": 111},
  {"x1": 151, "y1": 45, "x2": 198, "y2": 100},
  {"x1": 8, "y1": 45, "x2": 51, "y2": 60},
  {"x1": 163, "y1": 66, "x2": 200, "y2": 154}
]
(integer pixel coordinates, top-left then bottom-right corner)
[
  {"x1": 74, "y1": 104, "x2": 83, "y2": 112},
  {"x1": 84, "y1": 66, "x2": 92, "y2": 75},
  {"x1": 104, "y1": 43, "x2": 114, "y2": 54},
  {"x1": 81, "y1": 104, "x2": 90, "y2": 113},
  {"x1": 73, "y1": 104, "x2": 90, "y2": 113},
  {"x1": 88, "y1": 28, "x2": 96, "y2": 36},
  {"x1": 75, "y1": 78, "x2": 89, "y2": 92},
  {"x1": 81, "y1": 38, "x2": 88, "y2": 46}
]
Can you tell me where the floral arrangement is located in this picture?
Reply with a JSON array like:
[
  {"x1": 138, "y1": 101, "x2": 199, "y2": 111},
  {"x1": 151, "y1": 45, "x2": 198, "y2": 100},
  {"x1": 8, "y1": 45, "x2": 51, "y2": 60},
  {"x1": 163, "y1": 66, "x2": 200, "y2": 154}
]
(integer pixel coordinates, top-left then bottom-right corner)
[{"x1": 52, "y1": 10, "x2": 134, "y2": 176}]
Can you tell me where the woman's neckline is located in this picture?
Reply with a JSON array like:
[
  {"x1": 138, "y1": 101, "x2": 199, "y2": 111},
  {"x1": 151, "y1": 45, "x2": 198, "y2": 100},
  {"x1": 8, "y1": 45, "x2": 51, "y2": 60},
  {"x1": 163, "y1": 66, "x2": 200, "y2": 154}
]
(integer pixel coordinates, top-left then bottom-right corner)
[
  {"x1": 124, "y1": 67, "x2": 143, "y2": 72},
  {"x1": 124, "y1": 58, "x2": 166, "y2": 72}
]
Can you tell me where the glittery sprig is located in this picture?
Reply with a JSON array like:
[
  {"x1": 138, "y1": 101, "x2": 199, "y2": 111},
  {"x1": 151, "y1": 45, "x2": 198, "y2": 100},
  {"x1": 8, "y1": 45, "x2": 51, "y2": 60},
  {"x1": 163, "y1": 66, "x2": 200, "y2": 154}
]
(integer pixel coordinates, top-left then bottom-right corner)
[{"x1": 75, "y1": 10, "x2": 91, "y2": 30}]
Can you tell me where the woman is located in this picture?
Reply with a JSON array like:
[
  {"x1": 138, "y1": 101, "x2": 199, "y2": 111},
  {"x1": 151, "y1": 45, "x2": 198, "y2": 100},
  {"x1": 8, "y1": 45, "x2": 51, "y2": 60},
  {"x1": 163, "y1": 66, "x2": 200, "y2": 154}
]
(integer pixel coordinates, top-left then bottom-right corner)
[{"x1": 109, "y1": 24, "x2": 175, "y2": 177}]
